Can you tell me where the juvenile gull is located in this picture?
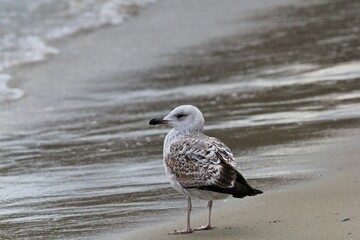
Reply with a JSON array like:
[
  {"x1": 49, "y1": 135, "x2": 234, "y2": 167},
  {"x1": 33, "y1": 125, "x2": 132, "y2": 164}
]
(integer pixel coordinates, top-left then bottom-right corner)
[{"x1": 149, "y1": 105, "x2": 263, "y2": 234}]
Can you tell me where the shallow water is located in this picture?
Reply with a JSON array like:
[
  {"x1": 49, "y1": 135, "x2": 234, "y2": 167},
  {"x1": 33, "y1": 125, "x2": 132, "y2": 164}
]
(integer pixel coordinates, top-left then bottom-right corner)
[
  {"x1": 0, "y1": 0, "x2": 154, "y2": 102},
  {"x1": 1, "y1": 0, "x2": 360, "y2": 239}
]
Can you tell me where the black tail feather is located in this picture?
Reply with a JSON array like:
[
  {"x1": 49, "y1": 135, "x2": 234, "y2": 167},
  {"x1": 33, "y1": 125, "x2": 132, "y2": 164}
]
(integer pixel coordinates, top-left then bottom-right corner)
[
  {"x1": 187, "y1": 161, "x2": 263, "y2": 198},
  {"x1": 231, "y1": 180, "x2": 263, "y2": 198},
  {"x1": 196, "y1": 174, "x2": 263, "y2": 199}
]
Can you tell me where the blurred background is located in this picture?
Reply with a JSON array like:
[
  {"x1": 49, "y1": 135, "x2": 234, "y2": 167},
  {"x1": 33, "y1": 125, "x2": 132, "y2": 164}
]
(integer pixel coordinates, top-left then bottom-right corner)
[{"x1": 1, "y1": 0, "x2": 359, "y2": 239}]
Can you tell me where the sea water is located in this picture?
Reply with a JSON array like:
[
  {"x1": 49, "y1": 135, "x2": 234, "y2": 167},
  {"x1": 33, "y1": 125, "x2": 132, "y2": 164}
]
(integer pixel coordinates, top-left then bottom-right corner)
[
  {"x1": 0, "y1": 0, "x2": 155, "y2": 102},
  {"x1": 0, "y1": 0, "x2": 360, "y2": 239}
]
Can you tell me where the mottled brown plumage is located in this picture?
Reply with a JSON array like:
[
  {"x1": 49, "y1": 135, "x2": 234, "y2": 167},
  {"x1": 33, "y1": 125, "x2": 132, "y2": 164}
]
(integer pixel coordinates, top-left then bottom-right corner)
[
  {"x1": 165, "y1": 134, "x2": 261, "y2": 198},
  {"x1": 149, "y1": 105, "x2": 262, "y2": 234}
]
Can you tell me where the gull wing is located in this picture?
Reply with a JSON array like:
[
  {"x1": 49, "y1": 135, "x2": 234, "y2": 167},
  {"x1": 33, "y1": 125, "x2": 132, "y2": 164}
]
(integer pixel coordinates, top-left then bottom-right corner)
[{"x1": 165, "y1": 135, "x2": 262, "y2": 198}]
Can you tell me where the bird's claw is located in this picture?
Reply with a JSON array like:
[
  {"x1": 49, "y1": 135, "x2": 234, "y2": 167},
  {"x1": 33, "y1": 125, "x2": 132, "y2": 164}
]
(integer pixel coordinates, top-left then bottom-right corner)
[
  {"x1": 194, "y1": 224, "x2": 215, "y2": 231},
  {"x1": 168, "y1": 228, "x2": 194, "y2": 235}
]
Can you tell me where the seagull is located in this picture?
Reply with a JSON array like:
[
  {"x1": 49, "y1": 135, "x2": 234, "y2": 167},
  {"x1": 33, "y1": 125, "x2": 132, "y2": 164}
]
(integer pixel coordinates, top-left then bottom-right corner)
[{"x1": 149, "y1": 105, "x2": 263, "y2": 234}]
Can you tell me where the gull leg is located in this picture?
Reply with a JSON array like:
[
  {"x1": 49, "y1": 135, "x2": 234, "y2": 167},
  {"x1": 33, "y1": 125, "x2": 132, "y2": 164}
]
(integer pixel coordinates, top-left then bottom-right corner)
[
  {"x1": 195, "y1": 200, "x2": 215, "y2": 231},
  {"x1": 169, "y1": 196, "x2": 194, "y2": 235}
]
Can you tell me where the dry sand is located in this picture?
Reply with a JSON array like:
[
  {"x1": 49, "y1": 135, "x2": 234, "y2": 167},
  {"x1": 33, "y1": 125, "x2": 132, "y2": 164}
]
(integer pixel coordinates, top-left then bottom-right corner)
[{"x1": 112, "y1": 130, "x2": 359, "y2": 240}]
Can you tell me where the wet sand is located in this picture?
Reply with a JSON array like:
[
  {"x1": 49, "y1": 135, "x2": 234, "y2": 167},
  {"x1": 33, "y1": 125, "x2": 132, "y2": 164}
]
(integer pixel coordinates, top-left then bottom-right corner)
[
  {"x1": 114, "y1": 130, "x2": 360, "y2": 240},
  {"x1": 1, "y1": 0, "x2": 360, "y2": 239}
]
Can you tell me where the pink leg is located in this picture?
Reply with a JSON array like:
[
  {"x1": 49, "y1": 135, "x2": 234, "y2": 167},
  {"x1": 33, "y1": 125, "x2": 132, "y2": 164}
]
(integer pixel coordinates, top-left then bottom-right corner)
[
  {"x1": 169, "y1": 196, "x2": 194, "y2": 235},
  {"x1": 195, "y1": 200, "x2": 215, "y2": 231}
]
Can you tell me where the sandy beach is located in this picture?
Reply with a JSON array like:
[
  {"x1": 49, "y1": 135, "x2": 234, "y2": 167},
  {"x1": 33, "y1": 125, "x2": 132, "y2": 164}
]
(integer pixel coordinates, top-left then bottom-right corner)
[
  {"x1": 1, "y1": 0, "x2": 360, "y2": 239},
  {"x1": 115, "y1": 130, "x2": 360, "y2": 240}
]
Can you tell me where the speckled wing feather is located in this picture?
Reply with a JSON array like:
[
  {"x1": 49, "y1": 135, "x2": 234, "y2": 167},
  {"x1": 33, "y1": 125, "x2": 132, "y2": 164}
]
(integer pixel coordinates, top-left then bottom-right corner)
[{"x1": 166, "y1": 135, "x2": 262, "y2": 198}]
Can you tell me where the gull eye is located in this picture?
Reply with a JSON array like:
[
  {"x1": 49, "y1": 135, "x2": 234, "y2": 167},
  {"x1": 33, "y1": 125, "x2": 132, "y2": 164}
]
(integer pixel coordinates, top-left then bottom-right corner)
[{"x1": 176, "y1": 113, "x2": 186, "y2": 119}]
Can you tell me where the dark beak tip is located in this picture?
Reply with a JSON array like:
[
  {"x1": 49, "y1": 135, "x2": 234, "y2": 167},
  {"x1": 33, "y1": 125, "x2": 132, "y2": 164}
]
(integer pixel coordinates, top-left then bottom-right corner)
[
  {"x1": 149, "y1": 119, "x2": 157, "y2": 125},
  {"x1": 149, "y1": 118, "x2": 164, "y2": 125}
]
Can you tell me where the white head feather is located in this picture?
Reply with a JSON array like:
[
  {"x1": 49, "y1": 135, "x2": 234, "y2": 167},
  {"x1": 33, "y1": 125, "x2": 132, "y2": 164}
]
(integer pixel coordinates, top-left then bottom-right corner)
[{"x1": 162, "y1": 105, "x2": 205, "y2": 133}]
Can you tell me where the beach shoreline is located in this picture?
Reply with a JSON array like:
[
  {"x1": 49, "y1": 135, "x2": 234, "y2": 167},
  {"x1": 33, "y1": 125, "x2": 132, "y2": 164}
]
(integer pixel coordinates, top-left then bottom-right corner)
[
  {"x1": 1, "y1": 0, "x2": 360, "y2": 239},
  {"x1": 112, "y1": 129, "x2": 360, "y2": 240},
  {"x1": 2, "y1": 0, "x2": 295, "y2": 129}
]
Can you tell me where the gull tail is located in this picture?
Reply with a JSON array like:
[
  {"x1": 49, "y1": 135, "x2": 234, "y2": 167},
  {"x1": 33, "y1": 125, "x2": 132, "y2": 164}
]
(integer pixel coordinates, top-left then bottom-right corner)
[
  {"x1": 197, "y1": 176, "x2": 263, "y2": 199},
  {"x1": 231, "y1": 174, "x2": 263, "y2": 198}
]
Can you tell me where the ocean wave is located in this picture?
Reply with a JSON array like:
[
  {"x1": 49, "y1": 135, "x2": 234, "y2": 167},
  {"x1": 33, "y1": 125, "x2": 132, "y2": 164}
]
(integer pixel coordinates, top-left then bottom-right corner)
[
  {"x1": 45, "y1": 0, "x2": 156, "y2": 40},
  {"x1": 0, "y1": 74, "x2": 25, "y2": 103},
  {"x1": 0, "y1": 0, "x2": 156, "y2": 103},
  {"x1": 0, "y1": 35, "x2": 59, "y2": 71}
]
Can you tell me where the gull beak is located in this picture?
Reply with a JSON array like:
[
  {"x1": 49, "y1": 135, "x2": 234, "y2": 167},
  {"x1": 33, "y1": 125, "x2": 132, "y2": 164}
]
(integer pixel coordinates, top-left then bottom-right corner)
[{"x1": 149, "y1": 118, "x2": 169, "y2": 125}]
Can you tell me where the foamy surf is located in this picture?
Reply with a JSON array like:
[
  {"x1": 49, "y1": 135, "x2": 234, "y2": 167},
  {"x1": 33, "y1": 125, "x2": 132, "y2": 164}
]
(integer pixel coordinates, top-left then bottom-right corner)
[
  {"x1": 0, "y1": 36, "x2": 59, "y2": 71},
  {"x1": 0, "y1": 0, "x2": 156, "y2": 103},
  {"x1": 0, "y1": 74, "x2": 25, "y2": 103}
]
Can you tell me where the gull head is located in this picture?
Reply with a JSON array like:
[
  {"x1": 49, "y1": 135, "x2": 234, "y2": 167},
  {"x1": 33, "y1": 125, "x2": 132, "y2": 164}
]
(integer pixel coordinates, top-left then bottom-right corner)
[{"x1": 149, "y1": 105, "x2": 205, "y2": 132}]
